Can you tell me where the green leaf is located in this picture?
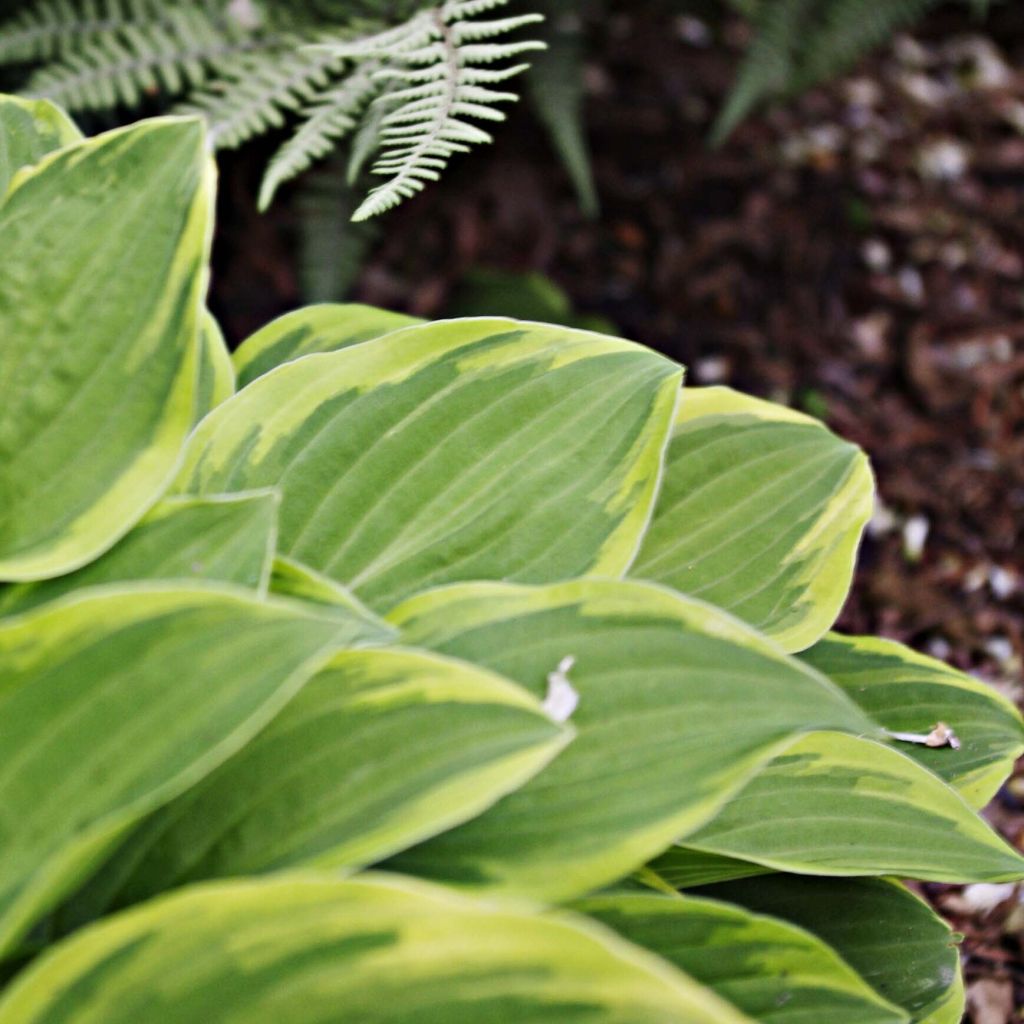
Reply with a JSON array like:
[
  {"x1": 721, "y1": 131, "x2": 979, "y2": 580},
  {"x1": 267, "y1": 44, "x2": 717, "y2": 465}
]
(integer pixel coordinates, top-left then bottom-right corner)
[
  {"x1": 803, "y1": 632, "x2": 1024, "y2": 808},
  {"x1": 268, "y1": 554, "x2": 396, "y2": 633},
  {"x1": 175, "y1": 319, "x2": 682, "y2": 612},
  {"x1": 385, "y1": 578, "x2": 877, "y2": 901},
  {"x1": 0, "y1": 875, "x2": 754, "y2": 1024},
  {"x1": 59, "y1": 647, "x2": 573, "y2": 925},
  {"x1": 0, "y1": 584, "x2": 369, "y2": 957},
  {"x1": 630, "y1": 387, "x2": 874, "y2": 652},
  {"x1": 0, "y1": 93, "x2": 81, "y2": 198},
  {"x1": 575, "y1": 891, "x2": 907, "y2": 1024},
  {"x1": 0, "y1": 492, "x2": 279, "y2": 617},
  {"x1": 193, "y1": 310, "x2": 235, "y2": 426},
  {"x1": 232, "y1": 303, "x2": 422, "y2": 389},
  {"x1": 648, "y1": 847, "x2": 771, "y2": 889},
  {"x1": 683, "y1": 730, "x2": 1024, "y2": 882},
  {"x1": 695, "y1": 876, "x2": 965, "y2": 1024},
  {"x1": 525, "y1": 5, "x2": 599, "y2": 216},
  {"x1": 0, "y1": 117, "x2": 214, "y2": 581}
]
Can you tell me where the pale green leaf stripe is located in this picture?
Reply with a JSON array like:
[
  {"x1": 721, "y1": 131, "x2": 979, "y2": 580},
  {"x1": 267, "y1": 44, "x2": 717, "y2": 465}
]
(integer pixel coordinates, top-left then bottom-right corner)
[
  {"x1": 0, "y1": 117, "x2": 214, "y2": 581},
  {"x1": 193, "y1": 310, "x2": 236, "y2": 426},
  {"x1": 0, "y1": 492, "x2": 279, "y2": 617},
  {"x1": 269, "y1": 554, "x2": 395, "y2": 634},
  {"x1": 0, "y1": 875, "x2": 753, "y2": 1024},
  {"x1": 575, "y1": 891, "x2": 907, "y2": 1024},
  {"x1": 0, "y1": 583, "x2": 370, "y2": 958},
  {"x1": 232, "y1": 302, "x2": 422, "y2": 389},
  {"x1": 60, "y1": 648, "x2": 572, "y2": 926},
  {"x1": 803, "y1": 632, "x2": 1024, "y2": 808},
  {"x1": 386, "y1": 578, "x2": 878, "y2": 901},
  {"x1": 0, "y1": 93, "x2": 81, "y2": 198},
  {"x1": 175, "y1": 318, "x2": 682, "y2": 612},
  {"x1": 697, "y1": 876, "x2": 964, "y2": 1024},
  {"x1": 631, "y1": 387, "x2": 874, "y2": 653},
  {"x1": 685, "y1": 730, "x2": 1024, "y2": 882}
]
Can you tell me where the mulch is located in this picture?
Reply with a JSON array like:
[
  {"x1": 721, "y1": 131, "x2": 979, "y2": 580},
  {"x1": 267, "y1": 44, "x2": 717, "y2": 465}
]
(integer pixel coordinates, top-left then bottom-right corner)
[{"x1": 208, "y1": 6, "x2": 1024, "y2": 1018}]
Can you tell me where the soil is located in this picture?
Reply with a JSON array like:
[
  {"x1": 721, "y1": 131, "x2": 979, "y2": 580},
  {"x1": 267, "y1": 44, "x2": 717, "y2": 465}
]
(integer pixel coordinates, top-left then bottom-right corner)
[{"x1": 207, "y1": 5, "x2": 1024, "y2": 1019}]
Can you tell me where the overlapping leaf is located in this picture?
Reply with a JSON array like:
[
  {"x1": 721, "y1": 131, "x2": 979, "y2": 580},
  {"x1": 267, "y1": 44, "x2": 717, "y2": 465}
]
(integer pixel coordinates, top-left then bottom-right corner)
[
  {"x1": 683, "y1": 730, "x2": 1024, "y2": 881},
  {"x1": 175, "y1": 319, "x2": 682, "y2": 612},
  {"x1": 0, "y1": 584, "x2": 386, "y2": 957},
  {"x1": 232, "y1": 303, "x2": 422, "y2": 389},
  {"x1": 268, "y1": 555, "x2": 394, "y2": 631},
  {"x1": 696, "y1": 876, "x2": 965, "y2": 1024},
  {"x1": 386, "y1": 578, "x2": 877, "y2": 900},
  {"x1": 0, "y1": 492, "x2": 279, "y2": 617},
  {"x1": 576, "y1": 891, "x2": 907, "y2": 1024},
  {"x1": 631, "y1": 387, "x2": 873, "y2": 652},
  {"x1": 0, "y1": 93, "x2": 80, "y2": 197},
  {"x1": 0, "y1": 117, "x2": 213, "y2": 580},
  {"x1": 0, "y1": 875, "x2": 753, "y2": 1024},
  {"x1": 194, "y1": 311, "x2": 235, "y2": 425},
  {"x1": 60, "y1": 648, "x2": 572, "y2": 924},
  {"x1": 803, "y1": 632, "x2": 1024, "y2": 808}
]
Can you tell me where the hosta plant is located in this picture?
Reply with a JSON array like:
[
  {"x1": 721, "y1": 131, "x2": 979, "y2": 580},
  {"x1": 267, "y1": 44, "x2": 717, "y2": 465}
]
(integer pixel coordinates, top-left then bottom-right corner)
[{"x1": 1, "y1": 95, "x2": 1022, "y2": 1023}]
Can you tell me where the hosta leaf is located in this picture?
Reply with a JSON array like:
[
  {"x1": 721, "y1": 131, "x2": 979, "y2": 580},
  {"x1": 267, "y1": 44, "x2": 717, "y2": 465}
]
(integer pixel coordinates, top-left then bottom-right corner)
[
  {"x1": 269, "y1": 554, "x2": 395, "y2": 632},
  {"x1": 648, "y1": 847, "x2": 771, "y2": 889},
  {"x1": 696, "y1": 876, "x2": 964, "y2": 1024},
  {"x1": 0, "y1": 492, "x2": 279, "y2": 617},
  {"x1": 60, "y1": 647, "x2": 572, "y2": 924},
  {"x1": 0, "y1": 94, "x2": 80, "y2": 198},
  {"x1": 803, "y1": 632, "x2": 1024, "y2": 808},
  {"x1": 684, "y1": 730, "x2": 1024, "y2": 881},
  {"x1": 575, "y1": 891, "x2": 907, "y2": 1024},
  {"x1": 631, "y1": 387, "x2": 873, "y2": 652},
  {"x1": 0, "y1": 118, "x2": 213, "y2": 581},
  {"x1": 194, "y1": 311, "x2": 235, "y2": 425},
  {"x1": 232, "y1": 303, "x2": 422, "y2": 389},
  {"x1": 175, "y1": 319, "x2": 682, "y2": 612},
  {"x1": 0, "y1": 875, "x2": 754, "y2": 1024},
  {"x1": 386, "y1": 578, "x2": 877, "y2": 901},
  {"x1": 0, "y1": 584, "x2": 373, "y2": 958}
]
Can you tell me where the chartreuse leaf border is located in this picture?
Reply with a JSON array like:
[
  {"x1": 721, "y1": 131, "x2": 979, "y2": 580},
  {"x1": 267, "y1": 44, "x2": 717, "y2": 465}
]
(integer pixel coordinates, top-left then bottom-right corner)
[
  {"x1": 631, "y1": 387, "x2": 874, "y2": 652},
  {"x1": 194, "y1": 311, "x2": 235, "y2": 426},
  {"x1": 0, "y1": 491, "x2": 280, "y2": 618},
  {"x1": 387, "y1": 578, "x2": 877, "y2": 901},
  {"x1": 0, "y1": 875, "x2": 753, "y2": 1024},
  {"x1": 803, "y1": 632, "x2": 1024, "y2": 808},
  {"x1": 0, "y1": 116, "x2": 214, "y2": 581},
  {"x1": 59, "y1": 647, "x2": 572, "y2": 922},
  {"x1": 0, "y1": 584, "x2": 386, "y2": 958},
  {"x1": 575, "y1": 890, "x2": 908, "y2": 1024},
  {"x1": 695, "y1": 875, "x2": 965, "y2": 1024},
  {"x1": 232, "y1": 303, "x2": 423, "y2": 390},
  {"x1": 0, "y1": 94, "x2": 80, "y2": 197},
  {"x1": 174, "y1": 318, "x2": 682, "y2": 612},
  {"x1": 683, "y1": 730, "x2": 1024, "y2": 881}
]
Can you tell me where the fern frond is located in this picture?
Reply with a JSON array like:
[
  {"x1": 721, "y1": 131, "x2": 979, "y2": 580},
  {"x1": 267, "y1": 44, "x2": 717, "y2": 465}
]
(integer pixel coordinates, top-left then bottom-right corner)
[
  {"x1": 526, "y1": 1, "x2": 597, "y2": 216},
  {"x1": 0, "y1": 0, "x2": 170, "y2": 64},
  {"x1": 178, "y1": 31, "x2": 354, "y2": 150},
  {"x1": 318, "y1": 0, "x2": 543, "y2": 221},
  {"x1": 258, "y1": 61, "x2": 380, "y2": 210},
  {"x1": 21, "y1": 4, "x2": 254, "y2": 110}
]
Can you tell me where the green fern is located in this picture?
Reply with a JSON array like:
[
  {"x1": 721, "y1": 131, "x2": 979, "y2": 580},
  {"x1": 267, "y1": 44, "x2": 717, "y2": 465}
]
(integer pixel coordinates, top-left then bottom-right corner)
[
  {"x1": 0, "y1": 0, "x2": 544, "y2": 219},
  {"x1": 715, "y1": 0, "x2": 994, "y2": 141},
  {"x1": 318, "y1": 0, "x2": 544, "y2": 220}
]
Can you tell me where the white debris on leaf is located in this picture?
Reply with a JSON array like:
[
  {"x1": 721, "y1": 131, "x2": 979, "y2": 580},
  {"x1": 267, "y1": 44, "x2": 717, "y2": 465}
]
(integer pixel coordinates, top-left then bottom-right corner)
[
  {"x1": 887, "y1": 721, "x2": 961, "y2": 751},
  {"x1": 543, "y1": 656, "x2": 579, "y2": 724}
]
